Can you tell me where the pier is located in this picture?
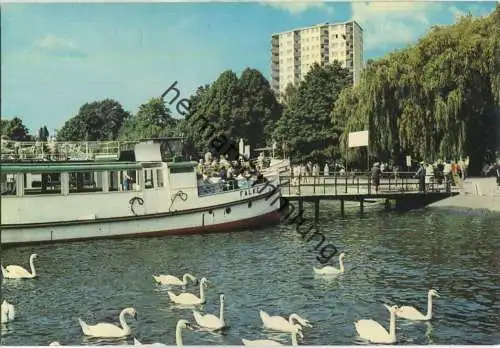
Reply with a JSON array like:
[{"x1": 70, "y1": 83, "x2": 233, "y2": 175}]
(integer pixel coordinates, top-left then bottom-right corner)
[{"x1": 278, "y1": 172, "x2": 460, "y2": 218}]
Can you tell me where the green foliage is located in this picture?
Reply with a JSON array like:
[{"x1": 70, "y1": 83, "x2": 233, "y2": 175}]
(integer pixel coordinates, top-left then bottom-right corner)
[
  {"x1": 37, "y1": 126, "x2": 49, "y2": 141},
  {"x1": 181, "y1": 68, "x2": 281, "y2": 156},
  {"x1": 1, "y1": 117, "x2": 31, "y2": 141},
  {"x1": 333, "y1": 6, "x2": 500, "y2": 174},
  {"x1": 118, "y1": 97, "x2": 178, "y2": 140},
  {"x1": 57, "y1": 99, "x2": 131, "y2": 141},
  {"x1": 272, "y1": 62, "x2": 352, "y2": 163}
]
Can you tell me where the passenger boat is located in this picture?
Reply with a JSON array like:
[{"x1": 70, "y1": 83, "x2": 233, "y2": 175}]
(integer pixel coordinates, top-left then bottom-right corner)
[{"x1": 0, "y1": 138, "x2": 282, "y2": 246}]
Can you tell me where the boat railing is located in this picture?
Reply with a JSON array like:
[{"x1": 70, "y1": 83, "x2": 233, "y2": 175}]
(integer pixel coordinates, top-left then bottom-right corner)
[
  {"x1": 198, "y1": 178, "x2": 261, "y2": 197},
  {"x1": 0, "y1": 139, "x2": 141, "y2": 161}
]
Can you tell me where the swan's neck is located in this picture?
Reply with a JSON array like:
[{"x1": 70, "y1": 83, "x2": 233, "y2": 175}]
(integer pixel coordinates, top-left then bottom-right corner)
[
  {"x1": 176, "y1": 324, "x2": 183, "y2": 346},
  {"x1": 199, "y1": 283, "x2": 205, "y2": 302},
  {"x1": 389, "y1": 311, "x2": 396, "y2": 339},
  {"x1": 339, "y1": 257, "x2": 344, "y2": 273},
  {"x1": 426, "y1": 293, "x2": 433, "y2": 320},
  {"x1": 291, "y1": 332, "x2": 298, "y2": 346},
  {"x1": 219, "y1": 300, "x2": 224, "y2": 323},
  {"x1": 29, "y1": 256, "x2": 37, "y2": 277},
  {"x1": 182, "y1": 274, "x2": 189, "y2": 285},
  {"x1": 119, "y1": 311, "x2": 131, "y2": 334}
]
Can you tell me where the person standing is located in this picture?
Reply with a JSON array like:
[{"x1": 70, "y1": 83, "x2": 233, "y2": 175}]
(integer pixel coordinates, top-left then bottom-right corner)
[
  {"x1": 415, "y1": 162, "x2": 426, "y2": 192},
  {"x1": 123, "y1": 173, "x2": 132, "y2": 191},
  {"x1": 371, "y1": 163, "x2": 381, "y2": 193},
  {"x1": 496, "y1": 161, "x2": 500, "y2": 187},
  {"x1": 324, "y1": 163, "x2": 329, "y2": 176}
]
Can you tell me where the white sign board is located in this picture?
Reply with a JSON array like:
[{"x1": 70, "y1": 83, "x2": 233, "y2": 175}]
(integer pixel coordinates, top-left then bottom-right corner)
[
  {"x1": 406, "y1": 155, "x2": 412, "y2": 167},
  {"x1": 134, "y1": 143, "x2": 162, "y2": 162},
  {"x1": 348, "y1": 130, "x2": 369, "y2": 148}
]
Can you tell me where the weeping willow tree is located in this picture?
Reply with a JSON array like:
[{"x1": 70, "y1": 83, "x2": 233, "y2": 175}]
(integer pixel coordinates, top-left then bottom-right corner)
[{"x1": 333, "y1": 4, "x2": 500, "y2": 174}]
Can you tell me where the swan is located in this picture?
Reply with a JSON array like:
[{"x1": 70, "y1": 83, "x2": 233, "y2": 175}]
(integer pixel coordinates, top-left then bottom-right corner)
[
  {"x1": 242, "y1": 330, "x2": 303, "y2": 346},
  {"x1": 1, "y1": 253, "x2": 38, "y2": 279},
  {"x1": 313, "y1": 252, "x2": 345, "y2": 275},
  {"x1": 168, "y1": 277, "x2": 210, "y2": 306},
  {"x1": 397, "y1": 289, "x2": 440, "y2": 321},
  {"x1": 153, "y1": 273, "x2": 197, "y2": 286},
  {"x1": 193, "y1": 294, "x2": 226, "y2": 330},
  {"x1": 260, "y1": 310, "x2": 311, "y2": 333},
  {"x1": 78, "y1": 307, "x2": 137, "y2": 338},
  {"x1": 354, "y1": 304, "x2": 400, "y2": 344},
  {"x1": 1, "y1": 300, "x2": 15, "y2": 323},
  {"x1": 133, "y1": 337, "x2": 167, "y2": 346},
  {"x1": 174, "y1": 319, "x2": 195, "y2": 346},
  {"x1": 49, "y1": 342, "x2": 61, "y2": 346}
]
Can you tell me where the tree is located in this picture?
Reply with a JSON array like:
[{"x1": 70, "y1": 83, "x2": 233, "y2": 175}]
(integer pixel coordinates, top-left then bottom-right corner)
[
  {"x1": 57, "y1": 99, "x2": 131, "y2": 141},
  {"x1": 273, "y1": 62, "x2": 352, "y2": 163},
  {"x1": 118, "y1": 97, "x2": 178, "y2": 140},
  {"x1": 1, "y1": 117, "x2": 31, "y2": 141},
  {"x1": 37, "y1": 125, "x2": 49, "y2": 141},
  {"x1": 333, "y1": 6, "x2": 500, "y2": 174},
  {"x1": 182, "y1": 68, "x2": 281, "y2": 157}
]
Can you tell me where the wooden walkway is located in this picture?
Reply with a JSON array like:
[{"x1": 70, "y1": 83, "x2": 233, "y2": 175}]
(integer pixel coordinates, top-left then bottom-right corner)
[{"x1": 277, "y1": 172, "x2": 460, "y2": 215}]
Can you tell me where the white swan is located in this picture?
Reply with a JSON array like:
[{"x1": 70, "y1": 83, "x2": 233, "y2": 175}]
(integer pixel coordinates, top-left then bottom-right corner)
[
  {"x1": 242, "y1": 330, "x2": 303, "y2": 346},
  {"x1": 193, "y1": 294, "x2": 225, "y2": 330},
  {"x1": 260, "y1": 310, "x2": 311, "y2": 333},
  {"x1": 133, "y1": 337, "x2": 167, "y2": 346},
  {"x1": 1, "y1": 300, "x2": 15, "y2": 323},
  {"x1": 313, "y1": 252, "x2": 345, "y2": 275},
  {"x1": 153, "y1": 273, "x2": 197, "y2": 286},
  {"x1": 174, "y1": 319, "x2": 194, "y2": 346},
  {"x1": 1, "y1": 253, "x2": 38, "y2": 279},
  {"x1": 397, "y1": 289, "x2": 440, "y2": 321},
  {"x1": 168, "y1": 277, "x2": 210, "y2": 306},
  {"x1": 78, "y1": 307, "x2": 137, "y2": 338},
  {"x1": 354, "y1": 304, "x2": 400, "y2": 344},
  {"x1": 49, "y1": 342, "x2": 61, "y2": 346}
]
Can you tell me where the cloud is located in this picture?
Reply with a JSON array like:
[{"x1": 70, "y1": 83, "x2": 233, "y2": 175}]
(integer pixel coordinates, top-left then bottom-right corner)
[
  {"x1": 33, "y1": 34, "x2": 86, "y2": 58},
  {"x1": 351, "y1": 2, "x2": 497, "y2": 52},
  {"x1": 258, "y1": 0, "x2": 333, "y2": 15},
  {"x1": 448, "y1": 4, "x2": 494, "y2": 19},
  {"x1": 350, "y1": 1, "x2": 436, "y2": 51}
]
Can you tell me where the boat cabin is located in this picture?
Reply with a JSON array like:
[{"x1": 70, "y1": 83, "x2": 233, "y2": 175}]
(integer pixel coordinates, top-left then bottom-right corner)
[{"x1": 0, "y1": 142, "x2": 197, "y2": 198}]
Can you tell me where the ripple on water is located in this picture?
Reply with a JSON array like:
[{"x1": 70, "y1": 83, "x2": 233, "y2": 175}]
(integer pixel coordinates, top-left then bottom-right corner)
[{"x1": 1, "y1": 209, "x2": 500, "y2": 345}]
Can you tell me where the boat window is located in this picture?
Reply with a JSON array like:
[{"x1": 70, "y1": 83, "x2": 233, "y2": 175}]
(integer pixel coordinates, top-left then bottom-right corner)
[
  {"x1": 24, "y1": 173, "x2": 61, "y2": 195},
  {"x1": 144, "y1": 169, "x2": 154, "y2": 189},
  {"x1": 108, "y1": 171, "x2": 121, "y2": 192},
  {"x1": 169, "y1": 166, "x2": 194, "y2": 174},
  {"x1": 1, "y1": 173, "x2": 16, "y2": 196},
  {"x1": 156, "y1": 169, "x2": 164, "y2": 187},
  {"x1": 69, "y1": 171, "x2": 103, "y2": 194}
]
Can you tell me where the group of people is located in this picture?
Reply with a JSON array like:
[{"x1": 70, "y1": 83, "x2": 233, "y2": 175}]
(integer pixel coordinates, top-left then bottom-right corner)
[
  {"x1": 370, "y1": 159, "x2": 469, "y2": 193},
  {"x1": 290, "y1": 161, "x2": 346, "y2": 180},
  {"x1": 196, "y1": 152, "x2": 266, "y2": 191}
]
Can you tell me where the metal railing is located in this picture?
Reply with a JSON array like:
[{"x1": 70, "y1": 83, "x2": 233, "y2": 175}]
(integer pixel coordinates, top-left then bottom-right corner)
[
  {"x1": 197, "y1": 177, "x2": 269, "y2": 197},
  {"x1": 280, "y1": 171, "x2": 458, "y2": 196},
  {"x1": 0, "y1": 139, "x2": 141, "y2": 161}
]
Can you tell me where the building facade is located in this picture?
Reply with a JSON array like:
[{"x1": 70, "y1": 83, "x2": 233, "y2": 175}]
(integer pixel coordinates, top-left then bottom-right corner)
[{"x1": 271, "y1": 20, "x2": 364, "y2": 97}]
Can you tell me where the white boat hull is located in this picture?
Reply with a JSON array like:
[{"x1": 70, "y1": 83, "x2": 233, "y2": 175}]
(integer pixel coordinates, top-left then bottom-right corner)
[{"x1": 1, "y1": 185, "x2": 281, "y2": 246}]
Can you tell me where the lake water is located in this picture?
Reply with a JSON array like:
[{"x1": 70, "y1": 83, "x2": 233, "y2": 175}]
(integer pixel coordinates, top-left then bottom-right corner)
[{"x1": 2, "y1": 202, "x2": 500, "y2": 345}]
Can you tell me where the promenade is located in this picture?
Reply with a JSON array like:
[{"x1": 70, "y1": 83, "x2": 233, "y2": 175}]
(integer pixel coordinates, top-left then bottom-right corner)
[{"x1": 430, "y1": 177, "x2": 500, "y2": 212}]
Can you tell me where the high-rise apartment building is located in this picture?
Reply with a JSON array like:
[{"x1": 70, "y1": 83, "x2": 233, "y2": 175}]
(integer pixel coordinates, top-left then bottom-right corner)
[{"x1": 271, "y1": 20, "x2": 364, "y2": 96}]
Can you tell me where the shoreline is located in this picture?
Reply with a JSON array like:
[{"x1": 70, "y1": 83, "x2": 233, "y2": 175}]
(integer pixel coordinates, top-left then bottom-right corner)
[{"x1": 429, "y1": 177, "x2": 500, "y2": 213}]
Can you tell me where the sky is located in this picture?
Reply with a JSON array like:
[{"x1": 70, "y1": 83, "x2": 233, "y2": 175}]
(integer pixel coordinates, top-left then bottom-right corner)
[{"x1": 1, "y1": 1, "x2": 497, "y2": 134}]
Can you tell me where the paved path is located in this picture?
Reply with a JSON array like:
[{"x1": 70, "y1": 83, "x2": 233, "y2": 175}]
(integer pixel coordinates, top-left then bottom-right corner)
[{"x1": 429, "y1": 177, "x2": 500, "y2": 212}]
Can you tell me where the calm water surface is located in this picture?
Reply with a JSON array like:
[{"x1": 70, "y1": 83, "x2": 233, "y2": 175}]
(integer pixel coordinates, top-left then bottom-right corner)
[{"x1": 2, "y1": 203, "x2": 500, "y2": 345}]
